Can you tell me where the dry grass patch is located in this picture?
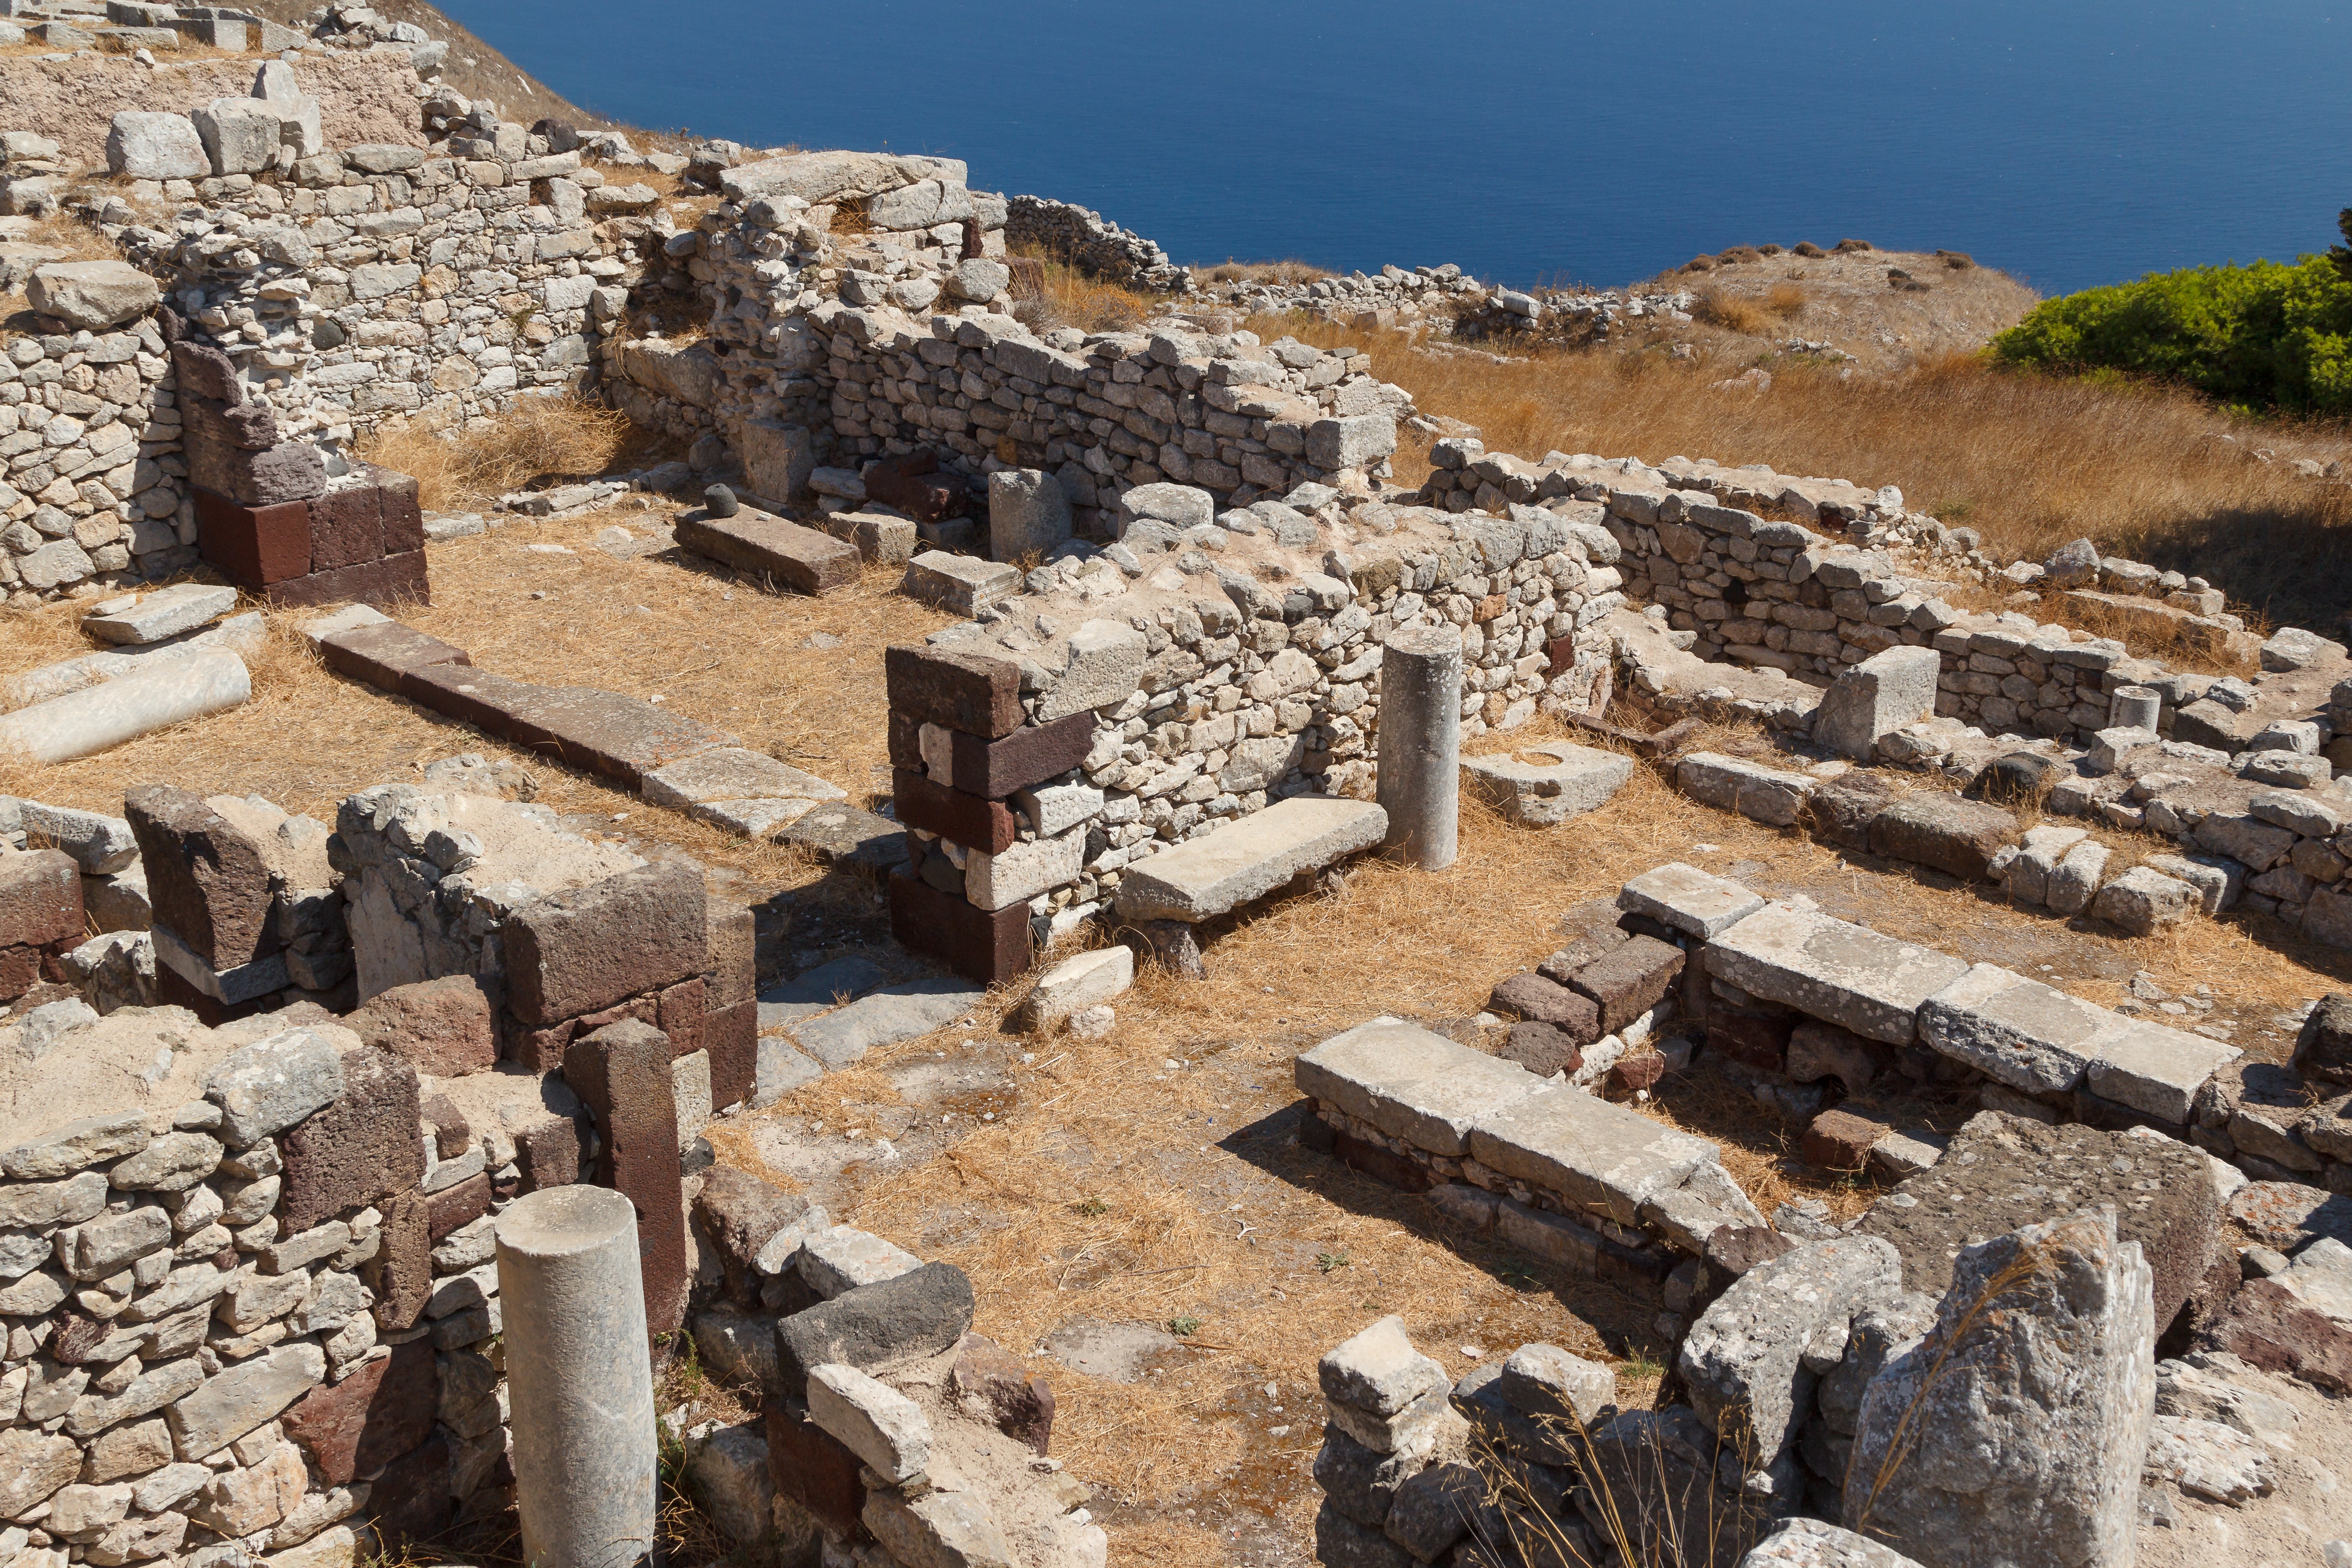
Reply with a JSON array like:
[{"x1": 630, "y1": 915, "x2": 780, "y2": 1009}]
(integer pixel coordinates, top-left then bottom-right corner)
[
  {"x1": 1007, "y1": 249, "x2": 1164, "y2": 335},
  {"x1": 1258, "y1": 313, "x2": 2352, "y2": 632},
  {"x1": 355, "y1": 394, "x2": 652, "y2": 513},
  {"x1": 1197, "y1": 259, "x2": 1332, "y2": 286}
]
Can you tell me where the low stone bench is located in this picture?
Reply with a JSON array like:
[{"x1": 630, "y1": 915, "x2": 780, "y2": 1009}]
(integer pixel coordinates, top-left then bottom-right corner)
[{"x1": 1112, "y1": 796, "x2": 1386, "y2": 969}]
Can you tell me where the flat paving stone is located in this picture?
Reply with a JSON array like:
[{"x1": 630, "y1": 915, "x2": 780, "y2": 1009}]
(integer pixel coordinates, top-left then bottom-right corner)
[
  {"x1": 1466, "y1": 1083, "x2": 1725, "y2": 1227},
  {"x1": 675, "y1": 509, "x2": 860, "y2": 596},
  {"x1": 1704, "y1": 902, "x2": 1969, "y2": 1045},
  {"x1": 758, "y1": 957, "x2": 888, "y2": 1029},
  {"x1": 789, "y1": 978, "x2": 985, "y2": 1069},
  {"x1": 1675, "y1": 752, "x2": 1815, "y2": 827},
  {"x1": 780, "y1": 802, "x2": 911, "y2": 871},
  {"x1": 1295, "y1": 1018, "x2": 1546, "y2": 1157},
  {"x1": 1919, "y1": 962, "x2": 2241, "y2": 1116},
  {"x1": 1617, "y1": 862, "x2": 1766, "y2": 939},
  {"x1": 1113, "y1": 797, "x2": 1386, "y2": 922},
  {"x1": 82, "y1": 583, "x2": 239, "y2": 645}
]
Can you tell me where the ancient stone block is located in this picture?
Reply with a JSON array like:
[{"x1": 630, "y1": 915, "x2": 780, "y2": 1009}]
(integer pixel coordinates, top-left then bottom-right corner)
[
  {"x1": 366, "y1": 1431, "x2": 452, "y2": 1546},
  {"x1": 371, "y1": 1189, "x2": 430, "y2": 1332},
  {"x1": 887, "y1": 871, "x2": 1031, "y2": 985},
  {"x1": 259, "y1": 551, "x2": 431, "y2": 611},
  {"x1": 1867, "y1": 794, "x2": 2019, "y2": 882},
  {"x1": 764, "y1": 1396, "x2": 866, "y2": 1536},
  {"x1": 277, "y1": 1047, "x2": 425, "y2": 1232},
  {"x1": 305, "y1": 482, "x2": 384, "y2": 572},
  {"x1": 281, "y1": 1339, "x2": 437, "y2": 1485},
  {"x1": 1565, "y1": 933, "x2": 1684, "y2": 1035},
  {"x1": 772, "y1": 1262, "x2": 976, "y2": 1400},
  {"x1": 317, "y1": 622, "x2": 472, "y2": 694},
  {"x1": 950, "y1": 1333, "x2": 1055, "y2": 1453},
  {"x1": 124, "y1": 783, "x2": 279, "y2": 970},
  {"x1": 674, "y1": 509, "x2": 859, "y2": 596},
  {"x1": 564, "y1": 1019, "x2": 687, "y2": 1335},
  {"x1": 0, "y1": 847, "x2": 81, "y2": 949},
  {"x1": 347, "y1": 975, "x2": 497, "y2": 1077},
  {"x1": 1705, "y1": 902, "x2": 1969, "y2": 1045},
  {"x1": 884, "y1": 643, "x2": 1024, "y2": 739},
  {"x1": 926, "y1": 711, "x2": 1096, "y2": 798},
  {"x1": 504, "y1": 860, "x2": 706, "y2": 1027},
  {"x1": 426, "y1": 1172, "x2": 490, "y2": 1242},
  {"x1": 1488, "y1": 972, "x2": 1601, "y2": 1044},
  {"x1": 892, "y1": 768, "x2": 1017, "y2": 852}
]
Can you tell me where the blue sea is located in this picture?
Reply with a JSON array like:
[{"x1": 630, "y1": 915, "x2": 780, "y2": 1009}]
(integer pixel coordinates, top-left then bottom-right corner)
[{"x1": 435, "y1": 0, "x2": 2352, "y2": 298}]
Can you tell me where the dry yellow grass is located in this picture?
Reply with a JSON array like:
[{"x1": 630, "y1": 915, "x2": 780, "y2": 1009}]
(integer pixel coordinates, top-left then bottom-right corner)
[
  {"x1": 354, "y1": 394, "x2": 659, "y2": 513},
  {"x1": 1693, "y1": 289, "x2": 1771, "y2": 337},
  {"x1": 1257, "y1": 314, "x2": 2352, "y2": 633},
  {"x1": 1197, "y1": 259, "x2": 1332, "y2": 285},
  {"x1": 1008, "y1": 251, "x2": 1163, "y2": 335}
]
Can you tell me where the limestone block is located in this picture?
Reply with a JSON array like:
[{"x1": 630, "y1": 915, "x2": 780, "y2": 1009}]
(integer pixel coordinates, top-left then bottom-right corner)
[
  {"x1": 1813, "y1": 646, "x2": 1940, "y2": 760},
  {"x1": 1677, "y1": 752, "x2": 1814, "y2": 826},
  {"x1": 1705, "y1": 903, "x2": 1970, "y2": 1045},
  {"x1": 192, "y1": 98, "x2": 280, "y2": 176},
  {"x1": 986, "y1": 468, "x2": 1070, "y2": 562},
  {"x1": 1009, "y1": 946, "x2": 1132, "y2": 1034},
  {"x1": 25, "y1": 262, "x2": 160, "y2": 330},
  {"x1": 1618, "y1": 862, "x2": 1766, "y2": 938},
  {"x1": 1460, "y1": 741, "x2": 1631, "y2": 826},
  {"x1": 105, "y1": 113, "x2": 207, "y2": 180},
  {"x1": 1295, "y1": 1018, "x2": 1546, "y2": 1158},
  {"x1": 2090, "y1": 865, "x2": 2197, "y2": 935},
  {"x1": 1035, "y1": 618, "x2": 1146, "y2": 722},
  {"x1": 1112, "y1": 797, "x2": 1386, "y2": 922}
]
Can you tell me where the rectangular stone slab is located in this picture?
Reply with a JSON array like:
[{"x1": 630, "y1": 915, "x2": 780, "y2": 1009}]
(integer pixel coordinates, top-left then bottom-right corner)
[
  {"x1": 1918, "y1": 963, "x2": 2123, "y2": 1095},
  {"x1": 674, "y1": 510, "x2": 860, "y2": 596},
  {"x1": 1703, "y1": 902, "x2": 1969, "y2": 1044},
  {"x1": 1112, "y1": 797, "x2": 1387, "y2": 922},
  {"x1": 1466, "y1": 1084, "x2": 1724, "y2": 1226},
  {"x1": 1617, "y1": 863, "x2": 1765, "y2": 939},
  {"x1": 1295, "y1": 1019, "x2": 1546, "y2": 1157}
]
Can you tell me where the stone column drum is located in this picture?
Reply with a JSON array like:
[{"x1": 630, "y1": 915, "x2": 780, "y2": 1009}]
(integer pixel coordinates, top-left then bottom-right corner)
[
  {"x1": 2109, "y1": 685, "x2": 2161, "y2": 731},
  {"x1": 1376, "y1": 624, "x2": 1463, "y2": 870},
  {"x1": 497, "y1": 1185, "x2": 661, "y2": 1568}
]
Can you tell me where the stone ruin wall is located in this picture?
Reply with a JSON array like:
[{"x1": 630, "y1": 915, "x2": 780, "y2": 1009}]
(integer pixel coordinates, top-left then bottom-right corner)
[{"x1": 0, "y1": 778, "x2": 1094, "y2": 1568}]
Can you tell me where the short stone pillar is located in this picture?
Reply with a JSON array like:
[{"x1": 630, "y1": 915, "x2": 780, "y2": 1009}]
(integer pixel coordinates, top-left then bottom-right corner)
[
  {"x1": 1377, "y1": 624, "x2": 1463, "y2": 870},
  {"x1": 2109, "y1": 685, "x2": 2161, "y2": 731},
  {"x1": 498, "y1": 1185, "x2": 660, "y2": 1568}
]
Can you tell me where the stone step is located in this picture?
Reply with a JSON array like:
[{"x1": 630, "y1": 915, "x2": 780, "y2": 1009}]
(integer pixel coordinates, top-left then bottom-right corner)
[
  {"x1": 675, "y1": 508, "x2": 860, "y2": 596},
  {"x1": 1703, "y1": 902, "x2": 1970, "y2": 1045},
  {"x1": 1111, "y1": 796, "x2": 1387, "y2": 923},
  {"x1": 1295, "y1": 1019, "x2": 1548, "y2": 1157}
]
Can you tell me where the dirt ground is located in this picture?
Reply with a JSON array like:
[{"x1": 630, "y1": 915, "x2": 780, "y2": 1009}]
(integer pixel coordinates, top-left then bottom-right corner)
[
  {"x1": 7, "y1": 503, "x2": 2350, "y2": 1568},
  {"x1": 1653, "y1": 247, "x2": 2043, "y2": 372}
]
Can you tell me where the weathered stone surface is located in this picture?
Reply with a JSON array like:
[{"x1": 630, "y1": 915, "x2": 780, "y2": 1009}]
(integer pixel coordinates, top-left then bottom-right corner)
[
  {"x1": 1742, "y1": 1517, "x2": 1926, "y2": 1568},
  {"x1": 2140, "y1": 1412, "x2": 2275, "y2": 1505},
  {"x1": 903, "y1": 549, "x2": 1022, "y2": 616},
  {"x1": 564, "y1": 1020, "x2": 687, "y2": 1336},
  {"x1": 1036, "y1": 618, "x2": 1148, "y2": 723},
  {"x1": 1677, "y1": 752, "x2": 1814, "y2": 826},
  {"x1": 675, "y1": 508, "x2": 859, "y2": 595},
  {"x1": 0, "y1": 847, "x2": 80, "y2": 949},
  {"x1": 278, "y1": 1046, "x2": 425, "y2": 1231},
  {"x1": 3, "y1": 1110, "x2": 151, "y2": 1179},
  {"x1": 1566, "y1": 933, "x2": 1684, "y2": 1035},
  {"x1": 949, "y1": 1333, "x2": 1055, "y2": 1454},
  {"x1": 986, "y1": 468, "x2": 1071, "y2": 562},
  {"x1": 1854, "y1": 1111, "x2": 2216, "y2": 1332},
  {"x1": 167, "y1": 1342, "x2": 326, "y2": 1460},
  {"x1": 807, "y1": 1362, "x2": 930, "y2": 1482},
  {"x1": 798, "y1": 1225, "x2": 921, "y2": 1299},
  {"x1": 1867, "y1": 793, "x2": 2018, "y2": 882},
  {"x1": 1468, "y1": 1082, "x2": 1727, "y2": 1227},
  {"x1": 1320, "y1": 1315, "x2": 1451, "y2": 1455},
  {"x1": 1009, "y1": 946, "x2": 1133, "y2": 1033},
  {"x1": 504, "y1": 860, "x2": 705, "y2": 1026},
  {"x1": 106, "y1": 111, "x2": 209, "y2": 179},
  {"x1": 1296, "y1": 1019, "x2": 1545, "y2": 1157},
  {"x1": 27, "y1": 261, "x2": 159, "y2": 330},
  {"x1": 1112, "y1": 797, "x2": 1387, "y2": 921},
  {"x1": 1705, "y1": 903, "x2": 1969, "y2": 1045},
  {"x1": 772, "y1": 1262, "x2": 975, "y2": 1400},
  {"x1": 1618, "y1": 862, "x2": 1765, "y2": 938},
  {"x1": 346, "y1": 975, "x2": 496, "y2": 1078},
  {"x1": 1460, "y1": 741, "x2": 1631, "y2": 826},
  {"x1": 2293, "y1": 992, "x2": 2352, "y2": 1084},
  {"x1": 1841, "y1": 1212, "x2": 2154, "y2": 1568},
  {"x1": 1814, "y1": 646, "x2": 1941, "y2": 761},
  {"x1": 1680, "y1": 1236, "x2": 1902, "y2": 1467},
  {"x1": 205, "y1": 1030, "x2": 346, "y2": 1144},
  {"x1": 2090, "y1": 865, "x2": 2197, "y2": 936},
  {"x1": 862, "y1": 1489, "x2": 1017, "y2": 1568},
  {"x1": 1498, "y1": 1343, "x2": 1614, "y2": 1425},
  {"x1": 1919, "y1": 962, "x2": 2237, "y2": 1109},
  {"x1": 884, "y1": 643, "x2": 1023, "y2": 738},
  {"x1": 280, "y1": 1339, "x2": 436, "y2": 1485},
  {"x1": 694, "y1": 1167, "x2": 827, "y2": 1304},
  {"x1": 788, "y1": 977, "x2": 985, "y2": 1069},
  {"x1": 0, "y1": 1428, "x2": 82, "y2": 1515}
]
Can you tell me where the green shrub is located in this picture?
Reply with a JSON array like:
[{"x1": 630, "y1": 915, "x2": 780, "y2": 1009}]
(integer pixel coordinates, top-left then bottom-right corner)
[{"x1": 1990, "y1": 227, "x2": 2352, "y2": 414}]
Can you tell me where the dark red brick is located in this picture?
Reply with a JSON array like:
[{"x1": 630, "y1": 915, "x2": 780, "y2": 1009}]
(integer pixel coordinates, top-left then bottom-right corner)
[
  {"x1": 318, "y1": 622, "x2": 471, "y2": 694},
  {"x1": 1608, "y1": 1052, "x2": 1667, "y2": 1095},
  {"x1": 674, "y1": 510, "x2": 861, "y2": 596},
  {"x1": 348, "y1": 974, "x2": 498, "y2": 1078},
  {"x1": 1707, "y1": 1008, "x2": 1795, "y2": 1073},
  {"x1": 1499, "y1": 1021, "x2": 1583, "y2": 1079},
  {"x1": 565, "y1": 1019, "x2": 687, "y2": 1336},
  {"x1": 938, "y1": 712, "x2": 1097, "y2": 799},
  {"x1": 195, "y1": 484, "x2": 310, "y2": 586},
  {"x1": 1488, "y1": 973, "x2": 1600, "y2": 1045},
  {"x1": 124, "y1": 784, "x2": 279, "y2": 971},
  {"x1": 507, "y1": 1016, "x2": 575, "y2": 1072},
  {"x1": 0, "y1": 849, "x2": 81, "y2": 949},
  {"x1": 513, "y1": 1115, "x2": 581, "y2": 1195},
  {"x1": 500, "y1": 684, "x2": 735, "y2": 788},
  {"x1": 704, "y1": 996, "x2": 756, "y2": 1112},
  {"x1": 284, "y1": 1338, "x2": 439, "y2": 1485},
  {"x1": 704, "y1": 903, "x2": 756, "y2": 1010},
  {"x1": 306, "y1": 483, "x2": 384, "y2": 571},
  {"x1": 658, "y1": 975, "x2": 705, "y2": 1058},
  {"x1": 371, "y1": 1189, "x2": 430, "y2": 1332},
  {"x1": 279, "y1": 1046, "x2": 426, "y2": 1232},
  {"x1": 419, "y1": 1095, "x2": 469, "y2": 1159},
  {"x1": 1565, "y1": 934, "x2": 1685, "y2": 1036},
  {"x1": 949, "y1": 1333, "x2": 1055, "y2": 1455},
  {"x1": 2200, "y1": 1278, "x2": 2352, "y2": 1394},
  {"x1": 888, "y1": 871, "x2": 1031, "y2": 985},
  {"x1": 887, "y1": 711, "x2": 924, "y2": 771},
  {"x1": 505, "y1": 861, "x2": 707, "y2": 1027},
  {"x1": 765, "y1": 1396, "x2": 866, "y2": 1536},
  {"x1": 1802, "y1": 1109, "x2": 1890, "y2": 1170},
  {"x1": 368, "y1": 465, "x2": 425, "y2": 554},
  {"x1": 366, "y1": 1431, "x2": 452, "y2": 1546},
  {"x1": 399, "y1": 663, "x2": 544, "y2": 740},
  {"x1": 260, "y1": 550, "x2": 431, "y2": 610},
  {"x1": 426, "y1": 1172, "x2": 491, "y2": 1243},
  {"x1": 884, "y1": 643, "x2": 1023, "y2": 739},
  {"x1": 892, "y1": 768, "x2": 1017, "y2": 852}
]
